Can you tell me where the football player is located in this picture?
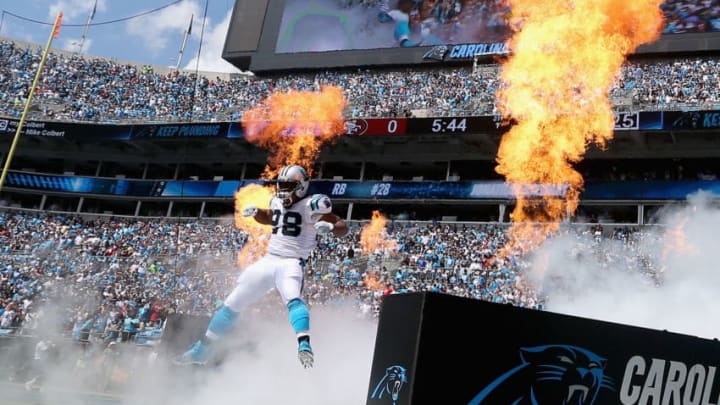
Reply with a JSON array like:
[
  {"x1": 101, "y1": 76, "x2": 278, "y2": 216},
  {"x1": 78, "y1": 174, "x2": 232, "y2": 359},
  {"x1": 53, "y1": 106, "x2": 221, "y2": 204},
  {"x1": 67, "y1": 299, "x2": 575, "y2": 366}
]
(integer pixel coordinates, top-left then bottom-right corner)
[
  {"x1": 385, "y1": 0, "x2": 445, "y2": 47},
  {"x1": 174, "y1": 165, "x2": 348, "y2": 369}
]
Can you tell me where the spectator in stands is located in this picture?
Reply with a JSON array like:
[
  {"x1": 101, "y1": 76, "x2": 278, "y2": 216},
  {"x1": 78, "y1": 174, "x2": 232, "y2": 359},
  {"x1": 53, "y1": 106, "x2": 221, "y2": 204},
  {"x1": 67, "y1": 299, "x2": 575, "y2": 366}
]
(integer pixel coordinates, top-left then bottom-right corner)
[
  {"x1": 0, "y1": 301, "x2": 16, "y2": 329},
  {"x1": 3, "y1": 39, "x2": 720, "y2": 122},
  {"x1": 662, "y1": 0, "x2": 720, "y2": 34},
  {"x1": 0, "y1": 39, "x2": 496, "y2": 121},
  {"x1": 0, "y1": 206, "x2": 664, "y2": 353}
]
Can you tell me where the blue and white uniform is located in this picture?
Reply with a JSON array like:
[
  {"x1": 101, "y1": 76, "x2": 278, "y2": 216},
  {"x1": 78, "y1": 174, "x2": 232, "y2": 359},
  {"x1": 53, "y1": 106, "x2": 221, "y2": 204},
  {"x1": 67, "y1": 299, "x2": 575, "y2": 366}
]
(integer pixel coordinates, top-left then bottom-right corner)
[
  {"x1": 176, "y1": 164, "x2": 328, "y2": 368},
  {"x1": 388, "y1": 10, "x2": 413, "y2": 46},
  {"x1": 218, "y1": 194, "x2": 332, "y2": 339}
]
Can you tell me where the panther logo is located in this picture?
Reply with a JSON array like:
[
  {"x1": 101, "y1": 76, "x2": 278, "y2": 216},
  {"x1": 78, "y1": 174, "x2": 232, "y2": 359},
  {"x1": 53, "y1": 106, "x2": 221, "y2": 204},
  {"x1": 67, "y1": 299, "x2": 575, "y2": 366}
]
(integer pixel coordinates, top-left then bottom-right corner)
[
  {"x1": 468, "y1": 345, "x2": 614, "y2": 405},
  {"x1": 423, "y1": 45, "x2": 448, "y2": 61},
  {"x1": 130, "y1": 125, "x2": 157, "y2": 138},
  {"x1": 672, "y1": 112, "x2": 702, "y2": 130},
  {"x1": 371, "y1": 365, "x2": 408, "y2": 405}
]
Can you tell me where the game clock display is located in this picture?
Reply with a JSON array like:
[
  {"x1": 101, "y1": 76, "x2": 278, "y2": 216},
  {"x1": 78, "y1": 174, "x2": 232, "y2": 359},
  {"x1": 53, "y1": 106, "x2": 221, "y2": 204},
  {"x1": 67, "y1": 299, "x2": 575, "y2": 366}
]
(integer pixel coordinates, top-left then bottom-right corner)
[
  {"x1": 406, "y1": 116, "x2": 507, "y2": 134},
  {"x1": 430, "y1": 118, "x2": 468, "y2": 133}
]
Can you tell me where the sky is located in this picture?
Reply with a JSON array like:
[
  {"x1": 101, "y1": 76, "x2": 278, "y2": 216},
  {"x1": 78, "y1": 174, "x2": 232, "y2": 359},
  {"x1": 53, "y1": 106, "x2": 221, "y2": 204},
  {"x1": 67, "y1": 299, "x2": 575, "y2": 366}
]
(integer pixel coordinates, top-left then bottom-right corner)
[{"x1": 0, "y1": 0, "x2": 241, "y2": 72}]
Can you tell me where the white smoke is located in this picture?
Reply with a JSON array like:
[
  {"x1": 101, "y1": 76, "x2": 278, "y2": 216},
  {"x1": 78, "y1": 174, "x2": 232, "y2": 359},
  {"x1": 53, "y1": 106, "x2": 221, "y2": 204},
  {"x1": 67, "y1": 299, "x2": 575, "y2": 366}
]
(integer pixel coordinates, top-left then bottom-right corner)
[
  {"x1": 529, "y1": 192, "x2": 720, "y2": 340},
  {"x1": 17, "y1": 195, "x2": 720, "y2": 402},
  {"x1": 124, "y1": 304, "x2": 377, "y2": 405},
  {"x1": 0, "y1": 283, "x2": 112, "y2": 403},
  {"x1": 1, "y1": 216, "x2": 377, "y2": 404}
]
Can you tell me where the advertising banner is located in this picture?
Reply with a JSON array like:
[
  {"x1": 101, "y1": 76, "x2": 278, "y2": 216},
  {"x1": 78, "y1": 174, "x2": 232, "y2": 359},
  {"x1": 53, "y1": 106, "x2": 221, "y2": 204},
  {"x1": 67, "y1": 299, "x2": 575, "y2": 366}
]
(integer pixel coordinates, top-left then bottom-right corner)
[
  {"x1": 367, "y1": 292, "x2": 720, "y2": 405},
  {"x1": 5, "y1": 172, "x2": 163, "y2": 197},
  {"x1": 0, "y1": 117, "x2": 131, "y2": 140},
  {"x1": 0, "y1": 110, "x2": 717, "y2": 143},
  {"x1": 661, "y1": 110, "x2": 720, "y2": 131},
  {"x1": 6, "y1": 171, "x2": 720, "y2": 201}
]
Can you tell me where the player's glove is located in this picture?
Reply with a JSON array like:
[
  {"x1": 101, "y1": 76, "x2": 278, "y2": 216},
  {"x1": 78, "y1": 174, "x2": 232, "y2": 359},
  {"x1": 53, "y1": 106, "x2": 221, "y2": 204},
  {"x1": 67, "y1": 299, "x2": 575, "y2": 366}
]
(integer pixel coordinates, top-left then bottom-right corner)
[
  {"x1": 314, "y1": 221, "x2": 334, "y2": 234},
  {"x1": 242, "y1": 206, "x2": 258, "y2": 218}
]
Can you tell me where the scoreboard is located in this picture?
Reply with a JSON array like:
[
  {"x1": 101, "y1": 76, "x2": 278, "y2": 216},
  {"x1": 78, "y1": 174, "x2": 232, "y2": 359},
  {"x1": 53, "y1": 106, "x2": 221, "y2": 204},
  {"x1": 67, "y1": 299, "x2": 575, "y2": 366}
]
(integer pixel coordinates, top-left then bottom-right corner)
[
  {"x1": 0, "y1": 111, "x2": 691, "y2": 142},
  {"x1": 345, "y1": 116, "x2": 504, "y2": 136},
  {"x1": 345, "y1": 112, "x2": 642, "y2": 136}
]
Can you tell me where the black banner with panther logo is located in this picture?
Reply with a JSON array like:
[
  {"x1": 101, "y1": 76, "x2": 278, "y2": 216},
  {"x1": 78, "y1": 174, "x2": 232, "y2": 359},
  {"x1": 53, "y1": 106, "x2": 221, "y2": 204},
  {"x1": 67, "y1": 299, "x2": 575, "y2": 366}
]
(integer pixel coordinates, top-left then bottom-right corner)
[{"x1": 367, "y1": 293, "x2": 720, "y2": 405}]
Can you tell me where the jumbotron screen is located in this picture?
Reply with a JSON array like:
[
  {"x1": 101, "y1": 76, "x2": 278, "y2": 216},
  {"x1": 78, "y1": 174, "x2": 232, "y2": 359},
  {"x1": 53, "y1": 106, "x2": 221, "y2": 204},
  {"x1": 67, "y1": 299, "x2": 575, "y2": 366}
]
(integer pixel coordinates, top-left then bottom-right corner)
[
  {"x1": 274, "y1": 0, "x2": 512, "y2": 54},
  {"x1": 224, "y1": 0, "x2": 720, "y2": 72}
]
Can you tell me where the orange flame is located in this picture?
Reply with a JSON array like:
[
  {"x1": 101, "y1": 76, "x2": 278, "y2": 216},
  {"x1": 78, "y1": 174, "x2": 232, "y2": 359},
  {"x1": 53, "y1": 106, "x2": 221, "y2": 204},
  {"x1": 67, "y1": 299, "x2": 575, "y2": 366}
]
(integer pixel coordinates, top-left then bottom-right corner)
[
  {"x1": 360, "y1": 211, "x2": 398, "y2": 255},
  {"x1": 496, "y1": 0, "x2": 664, "y2": 252},
  {"x1": 241, "y1": 86, "x2": 347, "y2": 179},
  {"x1": 233, "y1": 86, "x2": 346, "y2": 266},
  {"x1": 661, "y1": 218, "x2": 698, "y2": 261},
  {"x1": 233, "y1": 184, "x2": 274, "y2": 268},
  {"x1": 363, "y1": 270, "x2": 385, "y2": 292}
]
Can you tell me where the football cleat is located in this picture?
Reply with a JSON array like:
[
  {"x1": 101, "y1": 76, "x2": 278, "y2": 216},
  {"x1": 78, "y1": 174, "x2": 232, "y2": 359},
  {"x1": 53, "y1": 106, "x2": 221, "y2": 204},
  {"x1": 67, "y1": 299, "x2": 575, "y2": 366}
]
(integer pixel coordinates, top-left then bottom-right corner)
[
  {"x1": 173, "y1": 340, "x2": 210, "y2": 366},
  {"x1": 377, "y1": 11, "x2": 393, "y2": 23},
  {"x1": 298, "y1": 340, "x2": 314, "y2": 369}
]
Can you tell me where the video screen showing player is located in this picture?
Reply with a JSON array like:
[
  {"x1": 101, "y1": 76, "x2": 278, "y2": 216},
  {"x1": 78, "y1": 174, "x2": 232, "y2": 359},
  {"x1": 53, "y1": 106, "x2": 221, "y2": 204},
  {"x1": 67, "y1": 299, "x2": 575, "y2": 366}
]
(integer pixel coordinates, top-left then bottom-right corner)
[
  {"x1": 275, "y1": 0, "x2": 513, "y2": 53},
  {"x1": 274, "y1": 0, "x2": 720, "y2": 54}
]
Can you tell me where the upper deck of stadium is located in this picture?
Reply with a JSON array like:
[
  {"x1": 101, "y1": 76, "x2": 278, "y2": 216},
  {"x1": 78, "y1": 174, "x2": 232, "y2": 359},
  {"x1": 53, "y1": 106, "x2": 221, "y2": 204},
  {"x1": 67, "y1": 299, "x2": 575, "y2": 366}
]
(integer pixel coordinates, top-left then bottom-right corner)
[{"x1": 0, "y1": 38, "x2": 718, "y2": 124}]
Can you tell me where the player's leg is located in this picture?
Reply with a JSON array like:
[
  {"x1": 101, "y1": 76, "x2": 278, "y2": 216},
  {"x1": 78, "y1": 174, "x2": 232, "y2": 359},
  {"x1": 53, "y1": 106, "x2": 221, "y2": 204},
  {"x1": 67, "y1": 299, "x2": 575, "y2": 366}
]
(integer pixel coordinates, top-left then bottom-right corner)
[
  {"x1": 275, "y1": 258, "x2": 313, "y2": 368},
  {"x1": 174, "y1": 257, "x2": 274, "y2": 365},
  {"x1": 377, "y1": 0, "x2": 392, "y2": 22},
  {"x1": 394, "y1": 22, "x2": 419, "y2": 47},
  {"x1": 24, "y1": 359, "x2": 41, "y2": 391}
]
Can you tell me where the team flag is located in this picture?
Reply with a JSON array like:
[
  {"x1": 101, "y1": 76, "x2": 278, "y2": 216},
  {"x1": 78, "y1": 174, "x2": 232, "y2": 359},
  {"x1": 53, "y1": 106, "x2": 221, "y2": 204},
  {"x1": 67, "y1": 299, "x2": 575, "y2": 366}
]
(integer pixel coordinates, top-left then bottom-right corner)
[{"x1": 53, "y1": 12, "x2": 63, "y2": 39}]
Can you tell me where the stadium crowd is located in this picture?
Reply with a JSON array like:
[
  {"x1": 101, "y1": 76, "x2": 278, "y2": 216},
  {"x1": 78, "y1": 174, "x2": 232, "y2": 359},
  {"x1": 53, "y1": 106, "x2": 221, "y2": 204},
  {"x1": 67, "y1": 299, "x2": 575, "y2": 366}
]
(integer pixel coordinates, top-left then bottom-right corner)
[
  {"x1": 1, "y1": 40, "x2": 720, "y2": 123},
  {"x1": 0, "y1": 208, "x2": 662, "y2": 344},
  {"x1": 662, "y1": 0, "x2": 720, "y2": 34}
]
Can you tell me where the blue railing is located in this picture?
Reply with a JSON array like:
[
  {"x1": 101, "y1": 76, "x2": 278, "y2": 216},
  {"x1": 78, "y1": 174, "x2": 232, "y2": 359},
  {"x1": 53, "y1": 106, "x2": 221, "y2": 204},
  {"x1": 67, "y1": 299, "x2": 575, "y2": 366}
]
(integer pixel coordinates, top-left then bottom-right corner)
[{"x1": 4, "y1": 170, "x2": 720, "y2": 201}]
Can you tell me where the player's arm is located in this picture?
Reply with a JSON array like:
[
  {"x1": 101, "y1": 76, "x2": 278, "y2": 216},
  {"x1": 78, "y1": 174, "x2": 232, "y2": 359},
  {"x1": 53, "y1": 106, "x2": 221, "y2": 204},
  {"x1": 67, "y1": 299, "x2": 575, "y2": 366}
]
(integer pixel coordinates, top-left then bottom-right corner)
[
  {"x1": 241, "y1": 203, "x2": 273, "y2": 225},
  {"x1": 252, "y1": 208, "x2": 273, "y2": 225},
  {"x1": 309, "y1": 194, "x2": 348, "y2": 238},
  {"x1": 318, "y1": 213, "x2": 348, "y2": 238}
]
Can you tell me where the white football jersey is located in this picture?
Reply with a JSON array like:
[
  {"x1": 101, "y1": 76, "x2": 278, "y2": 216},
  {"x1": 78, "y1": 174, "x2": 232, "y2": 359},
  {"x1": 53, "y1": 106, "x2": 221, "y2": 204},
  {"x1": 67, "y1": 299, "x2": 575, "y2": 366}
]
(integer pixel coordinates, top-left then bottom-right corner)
[{"x1": 266, "y1": 194, "x2": 333, "y2": 259}]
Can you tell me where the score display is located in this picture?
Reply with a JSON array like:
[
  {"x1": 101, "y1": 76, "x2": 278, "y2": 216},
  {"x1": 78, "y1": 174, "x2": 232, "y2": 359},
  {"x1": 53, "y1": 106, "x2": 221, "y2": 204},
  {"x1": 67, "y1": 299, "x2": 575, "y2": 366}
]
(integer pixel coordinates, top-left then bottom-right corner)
[
  {"x1": 344, "y1": 117, "x2": 407, "y2": 136},
  {"x1": 345, "y1": 116, "x2": 509, "y2": 136},
  {"x1": 346, "y1": 112, "x2": 646, "y2": 136},
  {"x1": 614, "y1": 112, "x2": 640, "y2": 131}
]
